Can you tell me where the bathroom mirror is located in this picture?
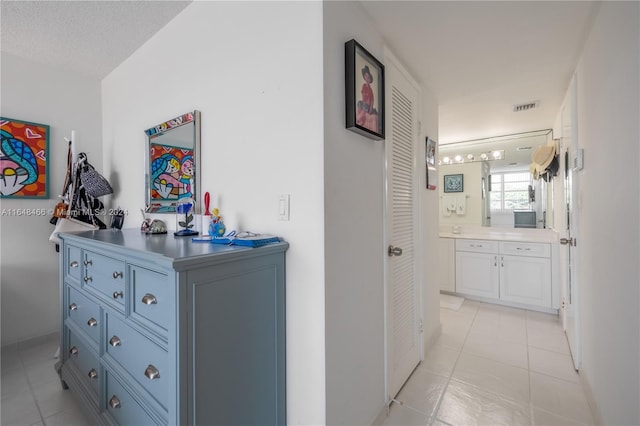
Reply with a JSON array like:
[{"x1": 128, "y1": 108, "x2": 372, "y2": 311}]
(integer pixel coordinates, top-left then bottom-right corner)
[
  {"x1": 144, "y1": 110, "x2": 201, "y2": 213},
  {"x1": 438, "y1": 129, "x2": 555, "y2": 229}
]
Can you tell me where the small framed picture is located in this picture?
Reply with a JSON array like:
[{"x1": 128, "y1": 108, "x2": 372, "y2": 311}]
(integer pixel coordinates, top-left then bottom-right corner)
[
  {"x1": 345, "y1": 39, "x2": 385, "y2": 140},
  {"x1": 444, "y1": 174, "x2": 464, "y2": 193},
  {"x1": 426, "y1": 137, "x2": 436, "y2": 166}
]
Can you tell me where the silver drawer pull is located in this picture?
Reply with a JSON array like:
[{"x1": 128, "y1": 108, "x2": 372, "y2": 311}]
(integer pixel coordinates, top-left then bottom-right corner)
[
  {"x1": 69, "y1": 303, "x2": 78, "y2": 311},
  {"x1": 112, "y1": 271, "x2": 123, "y2": 279},
  {"x1": 109, "y1": 336, "x2": 121, "y2": 347},
  {"x1": 144, "y1": 365, "x2": 160, "y2": 380},
  {"x1": 88, "y1": 369, "x2": 98, "y2": 380},
  {"x1": 70, "y1": 261, "x2": 79, "y2": 268},
  {"x1": 516, "y1": 247, "x2": 531, "y2": 251},
  {"x1": 69, "y1": 346, "x2": 79, "y2": 356},
  {"x1": 83, "y1": 259, "x2": 92, "y2": 266},
  {"x1": 142, "y1": 294, "x2": 157, "y2": 305},
  {"x1": 112, "y1": 291, "x2": 123, "y2": 299},
  {"x1": 109, "y1": 395, "x2": 121, "y2": 409},
  {"x1": 87, "y1": 318, "x2": 98, "y2": 327},
  {"x1": 84, "y1": 276, "x2": 93, "y2": 283}
]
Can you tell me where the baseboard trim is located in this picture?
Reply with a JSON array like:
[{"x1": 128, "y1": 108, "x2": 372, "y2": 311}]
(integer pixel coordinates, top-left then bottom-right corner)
[{"x1": 579, "y1": 370, "x2": 602, "y2": 425}]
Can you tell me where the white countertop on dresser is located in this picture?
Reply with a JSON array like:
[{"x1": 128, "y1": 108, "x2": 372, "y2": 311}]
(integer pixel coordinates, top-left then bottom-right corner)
[{"x1": 439, "y1": 225, "x2": 559, "y2": 243}]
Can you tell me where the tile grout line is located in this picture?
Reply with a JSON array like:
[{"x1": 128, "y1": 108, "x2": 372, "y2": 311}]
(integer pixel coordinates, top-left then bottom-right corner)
[
  {"x1": 17, "y1": 343, "x2": 48, "y2": 426},
  {"x1": 427, "y1": 303, "x2": 479, "y2": 425}
]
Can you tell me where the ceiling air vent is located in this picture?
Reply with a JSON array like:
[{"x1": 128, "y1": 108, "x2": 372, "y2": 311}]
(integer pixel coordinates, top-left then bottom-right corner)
[{"x1": 512, "y1": 101, "x2": 539, "y2": 112}]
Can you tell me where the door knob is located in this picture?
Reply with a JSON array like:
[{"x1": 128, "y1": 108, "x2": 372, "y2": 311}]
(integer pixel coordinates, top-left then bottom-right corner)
[
  {"x1": 388, "y1": 245, "x2": 403, "y2": 257},
  {"x1": 560, "y1": 237, "x2": 576, "y2": 246}
]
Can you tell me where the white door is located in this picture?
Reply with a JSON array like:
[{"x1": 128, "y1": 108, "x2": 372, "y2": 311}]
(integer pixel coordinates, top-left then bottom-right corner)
[
  {"x1": 560, "y1": 75, "x2": 581, "y2": 370},
  {"x1": 384, "y1": 50, "x2": 421, "y2": 400}
]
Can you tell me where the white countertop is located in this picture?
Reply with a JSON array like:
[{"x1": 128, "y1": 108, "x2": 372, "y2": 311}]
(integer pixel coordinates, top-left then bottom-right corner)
[{"x1": 439, "y1": 225, "x2": 559, "y2": 243}]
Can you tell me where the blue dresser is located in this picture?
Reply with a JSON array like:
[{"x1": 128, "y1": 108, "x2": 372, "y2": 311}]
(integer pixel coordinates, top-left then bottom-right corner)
[{"x1": 56, "y1": 229, "x2": 287, "y2": 425}]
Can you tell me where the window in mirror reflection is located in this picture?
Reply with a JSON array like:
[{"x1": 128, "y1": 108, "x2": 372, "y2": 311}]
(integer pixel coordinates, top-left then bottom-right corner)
[{"x1": 490, "y1": 171, "x2": 532, "y2": 212}]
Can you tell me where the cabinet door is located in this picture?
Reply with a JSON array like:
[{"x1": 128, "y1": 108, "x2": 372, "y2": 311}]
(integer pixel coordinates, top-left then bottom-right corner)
[
  {"x1": 455, "y1": 251, "x2": 499, "y2": 299},
  {"x1": 500, "y1": 255, "x2": 551, "y2": 308},
  {"x1": 438, "y1": 238, "x2": 455, "y2": 292}
]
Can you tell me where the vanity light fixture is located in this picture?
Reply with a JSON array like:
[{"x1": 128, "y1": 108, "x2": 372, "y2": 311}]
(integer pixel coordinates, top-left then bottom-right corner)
[{"x1": 440, "y1": 150, "x2": 504, "y2": 165}]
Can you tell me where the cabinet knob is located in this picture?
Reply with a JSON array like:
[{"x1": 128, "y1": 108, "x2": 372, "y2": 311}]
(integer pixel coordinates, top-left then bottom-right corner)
[
  {"x1": 70, "y1": 261, "x2": 79, "y2": 268},
  {"x1": 109, "y1": 336, "x2": 121, "y2": 347},
  {"x1": 112, "y1": 291, "x2": 123, "y2": 299},
  {"x1": 87, "y1": 318, "x2": 98, "y2": 327},
  {"x1": 83, "y1": 276, "x2": 93, "y2": 283},
  {"x1": 69, "y1": 303, "x2": 78, "y2": 311},
  {"x1": 112, "y1": 271, "x2": 123, "y2": 279},
  {"x1": 88, "y1": 369, "x2": 98, "y2": 380},
  {"x1": 142, "y1": 294, "x2": 157, "y2": 305},
  {"x1": 144, "y1": 364, "x2": 160, "y2": 380},
  {"x1": 109, "y1": 395, "x2": 121, "y2": 409},
  {"x1": 69, "y1": 346, "x2": 79, "y2": 356},
  {"x1": 83, "y1": 259, "x2": 92, "y2": 266}
]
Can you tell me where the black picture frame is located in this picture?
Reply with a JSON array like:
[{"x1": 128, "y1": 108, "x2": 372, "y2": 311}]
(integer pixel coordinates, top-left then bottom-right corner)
[
  {"x1": 345, "y1": 39, "x2": 385, "y2": 140},
  {"x1": 444, "y1": 174, "x2": 464, "y2": 193}
]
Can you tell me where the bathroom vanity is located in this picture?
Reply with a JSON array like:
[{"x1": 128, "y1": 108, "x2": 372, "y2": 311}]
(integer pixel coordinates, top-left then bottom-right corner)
[
  {"x1": 56, "y1": 229, "x2": 287, "y2": 425},
  {"x1": 439, "y1": 226, "x2": 560, "y2": 312}
]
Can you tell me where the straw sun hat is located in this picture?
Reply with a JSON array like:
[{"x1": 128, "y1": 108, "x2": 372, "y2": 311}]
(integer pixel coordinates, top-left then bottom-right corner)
[{"x1": 531, "y1": 145, "x2": 556, "y2": 173}]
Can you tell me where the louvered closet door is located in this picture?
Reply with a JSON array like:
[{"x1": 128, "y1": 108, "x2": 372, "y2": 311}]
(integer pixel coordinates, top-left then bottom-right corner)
[{"x1": 385, "y1": 53, "x2": 421, "y2": 400}]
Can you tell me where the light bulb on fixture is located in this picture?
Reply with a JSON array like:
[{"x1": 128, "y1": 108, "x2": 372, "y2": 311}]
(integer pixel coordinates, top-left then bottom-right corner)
[
  {"x1": 492, "y1": 151, "x2": 502, "y2": 159},
  {"x1": 467, "y1": 154, "x2": 475, "y2": 161},
  {"x1": 442, "y1": 156, "x2": 451, "y2": 164},
  {"x1": 455, "y1": 155, "x2": 463, "y2": 163},
  {"x1": 480, "y1": 153, "x2": 488, "y2": 160}
]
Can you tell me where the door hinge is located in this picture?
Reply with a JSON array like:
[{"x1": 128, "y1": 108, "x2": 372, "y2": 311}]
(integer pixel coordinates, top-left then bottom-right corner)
[{"x1": 419, "y1": 319, "x2": 424, "y2": 333}]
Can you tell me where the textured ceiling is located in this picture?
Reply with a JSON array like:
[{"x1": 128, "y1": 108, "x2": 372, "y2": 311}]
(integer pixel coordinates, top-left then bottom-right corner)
[
  {"x1": 1, "y1": 1, "x2": 599, "y2": 144},
  {"x1": 1, "y1": 0, "x2": 191, "y2": 79}
]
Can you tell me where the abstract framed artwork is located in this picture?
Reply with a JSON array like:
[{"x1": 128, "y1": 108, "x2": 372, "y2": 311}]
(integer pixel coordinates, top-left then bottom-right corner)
[
  {"x1": 345, "y1": 39, "x2": 385, "y2": 140},
  {"x1": 444, "y1": 174, "x2": 464, "y2": 193},
  {"x1": 0, "y1": 117, "x2": 49, "y2": 198}
]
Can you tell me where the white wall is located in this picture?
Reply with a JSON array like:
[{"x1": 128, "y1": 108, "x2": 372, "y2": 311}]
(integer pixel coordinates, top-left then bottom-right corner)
[
  {"x1": 322, "y1": 2, "x2": 439, "y2": 424},
  {"x1": 439, "y1": 162, "x2": 484, "y2": 226},
  {"x1": 0, "y1": 53, "x2": 103, "y2": 346},
  {"x1": 101, "y1": 2, "x2": 326, "y2": 424},
  {"x1": 571, "y1": 2, "x2": 639, "y2": 424}
]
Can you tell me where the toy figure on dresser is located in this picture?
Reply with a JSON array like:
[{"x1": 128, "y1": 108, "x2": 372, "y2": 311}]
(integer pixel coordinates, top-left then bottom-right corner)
[
  {"x1": 208, "y1": 208, "x2": 226, "y2": 237},
  {"x1": 175, "y1": 198, "x2": 198, "y2": 236}
]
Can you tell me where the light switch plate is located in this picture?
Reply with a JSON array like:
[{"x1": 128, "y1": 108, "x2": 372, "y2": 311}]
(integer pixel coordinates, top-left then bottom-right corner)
[{"x1": 278, "y1": 194, "x2": 290, "y2": 221}]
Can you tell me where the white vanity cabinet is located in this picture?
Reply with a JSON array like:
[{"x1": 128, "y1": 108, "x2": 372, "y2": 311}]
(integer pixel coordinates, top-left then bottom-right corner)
[
  {"x1": 499, "y1": 242, "x2": 551, "y2": 308},
  {"x1": 454, "y1": 238, "x2": 553, "y2": 309},
  {"x1": 455, "y1": 240, "x2": 500, "y2": 299}
]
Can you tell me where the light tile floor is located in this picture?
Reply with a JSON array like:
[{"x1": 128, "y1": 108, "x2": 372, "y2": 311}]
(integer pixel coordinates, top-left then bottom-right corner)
[
  {"x1": 384, "y1": 299, "x2": 595, "y2": 426},
  {"x1": 1, "y1": 333, "x2": 92, "y2": 426},
  {"x1": 1, "y1": 300, "x2": 595, "y2": 426}
]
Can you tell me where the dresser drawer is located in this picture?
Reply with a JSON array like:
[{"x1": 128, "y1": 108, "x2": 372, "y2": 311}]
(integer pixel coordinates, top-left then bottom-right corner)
[
  {"x1": 130, "y1": 265, "x2": 170, "y2": 335},
  {"x1": 456, "y1": 239, "x2": 499, "y2": 254},
  {"x1": 67, "y1": 287, "x2": 101, "y2": 345},
  {"x1": 105, "y1": 371, "x2": 159, "y2": 426},
  {"x1": 64, "y1": 245, "x2": 82, "y2": 282},
  {"x1": 500, "y1": 241, "x2": 550, "y2": 258},
  {"x1": 67, "y1": 328, "x2": 100, "y2": 402},
  {"x1": 105, "y1": 313, "x2": 169, "y2": 409},
  {"x1": 83, "y1": 250, "x2": 126, "y2": 307}
]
